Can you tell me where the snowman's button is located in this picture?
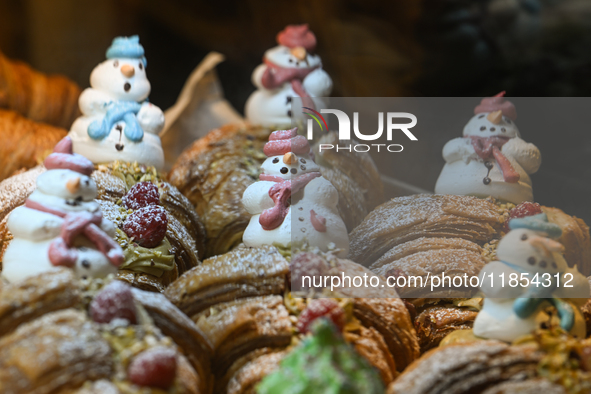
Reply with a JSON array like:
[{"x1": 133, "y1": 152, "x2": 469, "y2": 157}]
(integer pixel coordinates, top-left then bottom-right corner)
[
  {"x1": 298, "y1": 217, "x2": 304, "y2": 221},
  {"x1": 82, "y1": 260, "x2": 91, "y2": 269},
  {"x1": 301, "y1": 165, "x2": 306, "y2": 171},
  {"x1": 480, "y1": 126, "x2": 486, "y2": 131},
  {"x1": 290, "y1": 168, "x2": 297, "y2": 174},
  {"x1": 551, "y1": 262, "x2": 557, "y2": 269},
  {"x1": 521, "y1": 233, "x2": 528, "y2": 241},
  {"x1": 301, "y1": 228, "x2": 306, "y2": 232},
  {"x1": 273, "y1": 158, "x2": 280, "y2": 164},
  {"x1": 539, "y1": 261, "x2": 547, "y2": 268},
  {"x1": 527, "y1": 257, "x2": 536, "y2": 265},
  {"x1": 490, "y1": 127, "x2": 496, "y2": 132},
  {"x1": 300, "y1": 158, "x2": 306, "y2": 164},
  {"x1": 298, "y1": 207, "x2": 303, "y2": 211}
]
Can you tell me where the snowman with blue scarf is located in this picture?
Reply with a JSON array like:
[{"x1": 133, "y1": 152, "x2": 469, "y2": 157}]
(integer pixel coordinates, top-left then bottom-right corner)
[
  {"x1": 69, "y1": 36, "x2": 165, "y2": 169},
  {"x1": 473, "y1": 213, "x2": 589, "y2": 342}
]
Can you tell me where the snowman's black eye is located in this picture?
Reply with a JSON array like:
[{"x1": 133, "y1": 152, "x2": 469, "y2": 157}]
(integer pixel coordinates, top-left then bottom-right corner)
[
  {"x1": 288, "y1": 58, "x2": 293, "y2": 63},
  {"x1": 113, "y1": 60, "x2": 119, "y2": 67},
  {"x1": 273, "y1": 158, "x2": 279, "y2": 164},
  {"x1": 521, "y1": 233, "x2": 528, "y2": 241},
  {"x1": 138, "y1": 62, "x2": 143, "y2": 70},
  {"x1": 280, "y1": 167, "x2": 288, "y2": 174},
  {"x1": 527, "y1": 257, "x2": 536, "y2": 265},
  {"x1": 480, "y1": 126, "x2": 486, "y2": 131},
  {"x1": 478, "y1": 114, "x2": 485, "y2": 119},
  {"x1": 290, "y1": 168, "x2": 297, "y2": 174},
  {"x1": 506, "y1": 119, "x2": 512, "y2": 124}
]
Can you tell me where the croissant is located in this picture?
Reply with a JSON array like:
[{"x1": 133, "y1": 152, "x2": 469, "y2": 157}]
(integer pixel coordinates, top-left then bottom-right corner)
[
  {"x1": 0, "y1": 50, "x2": 81, "y2": 129},
  {"x1": 0, "y1": 110, "x2": 67, "y2": 181}
]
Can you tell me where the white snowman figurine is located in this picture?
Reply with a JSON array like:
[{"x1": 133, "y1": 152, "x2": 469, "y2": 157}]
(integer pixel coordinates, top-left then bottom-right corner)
[
  {"x1": 2, "y1": 137, "x2": 123, "y2": 283},
  {"x1": 69, "y1": 35, "x2": 165, "y2": 170},
  {"x1": 242, "y1": 128, "x2": 349, "y2": 256},
  {"x1": 434, "y1": 92, "x2": 541, "y2": 204},
  {"x1": 473, "y1": 213, "x2": 589, "y2": 342},
  {"x1": 245, "y1": 24, "x2": 332, "y2": 127}
]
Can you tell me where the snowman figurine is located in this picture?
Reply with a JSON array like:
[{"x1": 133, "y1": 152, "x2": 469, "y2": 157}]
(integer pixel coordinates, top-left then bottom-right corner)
[
  {"x1": 69, "y1": 35, "x2": 165, "y2": 170},
  {"x1": 434, "y1": 92, "x2": 541, "y2": 204},
  {"x1": 242, "y1": 128, "x2": 349, "y2": 256},
  {"x1": 473, "y1": 213, "x2": 589, "y2": 342},
  {"x1": 2, "y1": 137, "x2": 123, "y2": 283},
  {"x1": 245, "y1": 24, "x2": 332, "y2": 127}
]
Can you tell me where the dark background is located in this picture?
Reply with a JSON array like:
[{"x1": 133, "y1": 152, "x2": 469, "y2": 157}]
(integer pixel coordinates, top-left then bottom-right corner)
[{"x1": 1, "y1": 0, "x2": 590, "y2": 224}]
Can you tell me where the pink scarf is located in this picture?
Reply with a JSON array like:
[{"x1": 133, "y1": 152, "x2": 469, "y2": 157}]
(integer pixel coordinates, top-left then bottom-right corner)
[
  {"x1": 259, "y1": 172, "x2": 321, "y2": 230},
  {"x1": 261, "y1": 59, "x2": 319, "y2": 111},
  {"x1": 469, "y1": 136, "x2": 520, "y2": 183}
]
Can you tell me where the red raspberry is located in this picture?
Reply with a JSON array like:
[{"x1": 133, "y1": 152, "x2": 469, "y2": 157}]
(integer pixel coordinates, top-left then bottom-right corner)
[
  {"x1": 504, "y1": 202, "x2": 543, "y2": 232},
  {"x1": 90, "y1": 280, "x2": 137, "y2": 324},
  {"x1": 128, "y1": 347, "x2": 177, "y2": 389},
  {"x1": 122, "y1": 182, "x2": 161, "y2": 210},
  {"x1": 290, "y1": 252, "x2": 331, "y2": 291},
  {"x1": 297, "y1": 299, "x2": 346, "y2": 334},
  {"x1": 122, "y1": 205, "x2": 168, "y2": 248}
]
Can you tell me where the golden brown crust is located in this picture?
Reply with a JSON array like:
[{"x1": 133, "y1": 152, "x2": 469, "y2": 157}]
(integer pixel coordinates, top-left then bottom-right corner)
[
  {"x1": 387, "y1": 341, "x2": 543, "y2": 394},
  {"x1": 0, "y1": 111, "x2": 66, "y2": 182},
  {"x1": 0, "y1": 309, "x2": 113, "y2": 394},
  {"x1": 348, "y1": 194, "x2": 503, "y2": 267},
  {"x1": 169, "y1": 124, "x2": 271, "y2": 258},
  {"x1": 542, "y1": 206, "x2": 591, "y2": 276},
  {"x1": 0, "y1": 268, "x2": 81, "y2": 338},
  {"x1": 414, "y1": 305, "x2": 478, "y2": 353},
  {"x1": 225, "y1": 351, "x2": 286, "y2": 394},
  {"x1": 0, "y1": 51, "x2": 81, "y2": 129},
  {"x1": 344, "y1": 326, "x2": 398, "y2": 384}
]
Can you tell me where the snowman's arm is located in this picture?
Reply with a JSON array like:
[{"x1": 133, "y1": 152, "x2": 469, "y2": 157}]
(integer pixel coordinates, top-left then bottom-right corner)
[
  {"x1": 303, "y1": 68, "x2": 333, "y2": 98},
  {"x1": 478, "y1": 261, "x2": 524, "y2": 298},
  {"x1": 501, "y1": 137, "x2": 541, "y2": 174},
  {"x1": 242, "y1": 181, "x2": 275, "y2": 214},
  {"x1": 442, "y1": 137, "x2": 477, "y2": 163},
  {"x1": 137, "y1": 102, "x2": 165, "y2": 135},
  {"x1": 78, "y1": 88, "x2": 113, "y2": 116},
  {"x1": 251, "y1": 64, "x2": 268, "y2": 90}
]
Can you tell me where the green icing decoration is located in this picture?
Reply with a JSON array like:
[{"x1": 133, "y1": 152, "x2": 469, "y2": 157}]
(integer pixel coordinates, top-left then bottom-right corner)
[
  {"x1": 257, "y1": 319, "x2": 385, "y2": 394},
  {"x1": 115, "y1": 228, "x2": 175, "y2": 277}
]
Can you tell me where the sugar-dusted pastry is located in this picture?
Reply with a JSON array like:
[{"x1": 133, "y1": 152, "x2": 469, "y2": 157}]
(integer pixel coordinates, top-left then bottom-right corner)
[
  {"x1": 2, "y1": 137, "x2": 122, "y2": 282},
  {"x1": 68, "y1": 35, "x2": 165, "y2": 170},
  {"x1": 245, "y1": 24, "x2": 332, "y2": 127},
  {"x1": 242, "y1": 127, "x2": 349, "y2": 256},
  {"x1": 435, "y1": 92, "x2": 541, "y2": 204},
  {"x1": 474, "y1": 213, "x2": 589, "y2": 342}
]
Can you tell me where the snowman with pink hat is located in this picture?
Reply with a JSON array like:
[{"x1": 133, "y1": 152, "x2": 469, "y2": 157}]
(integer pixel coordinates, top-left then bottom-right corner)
[
  {"x1": 245, "y1": 24, "x2": 332, "y2": 127},
  {"x1": 435, "y1": 92, "x2": 542, "y2": 204},
  {"x1": 242, "y1": 128, "x2": 349, "y2": 256},
  {"x1": 2, "y1": 137, "x2": 123, "y2": 283}
]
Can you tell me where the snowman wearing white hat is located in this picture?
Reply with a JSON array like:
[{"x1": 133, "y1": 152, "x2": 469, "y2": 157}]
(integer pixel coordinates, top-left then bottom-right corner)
[
  {"x1": 2, "y1": 137, "x2": 123, "y2": 283},
  {"x1": 473, "y1": 213, "x2": 589, "y2": 342},
  {"x1": 245, "y1": 24, "x2": 332, "y2": 127},
  {"x1": 435, "y1": 92, "x2": 542, "y2": 204},
  {"x1": 242, "y1": 128, "x2": 349, "y2": 256},
  {"x1": 69, "y1": 35, "x2": 165, "y2": 169}
]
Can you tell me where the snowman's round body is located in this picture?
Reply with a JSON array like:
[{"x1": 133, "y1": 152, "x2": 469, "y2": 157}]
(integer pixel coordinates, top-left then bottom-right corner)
[
  {"x1": 2, "y1": 169, "x2": 118, "y2": 282},
  {"x1": 245, "y1": 46, "x2": 332, "y2": 127},
  {"x1": 69, "y1": 56, "x2": 165, "y2": 169},
  {"x1": 435, "y1": 112, "x2": 541, "y2": 204},
  {"x1": 242, "y1": 152, "x2": 349, "y2": 256}
]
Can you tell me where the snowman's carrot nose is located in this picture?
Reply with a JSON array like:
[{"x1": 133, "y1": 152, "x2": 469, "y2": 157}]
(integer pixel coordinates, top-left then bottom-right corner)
[
  {"x1": 486, "y1": 110, "x2": 503, "y2": 125},
  {"x1": 529, "y1": 235, "x2": 564, "y2": 256},
  {"x1": 66, "y1": 177, "x2": 81, "y2": 194},
  {"x1": 121, "y1": 64, "x2": 135, "y2": 78},
  {"x1": 290, "y1": 46, "x2": 307, "y2": 61},
  {"x1": 283, "y1": 152, "x2": 298, "y2": 164}
]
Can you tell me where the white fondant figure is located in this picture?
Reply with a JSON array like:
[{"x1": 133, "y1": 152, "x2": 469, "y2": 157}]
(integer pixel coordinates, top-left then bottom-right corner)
[
  {"x1": 435, "y1": 92, "x2": 541, "y2": 204},
  {"x1": 473, "y1": 213, "x2": 589, "y2": 342},
  {"x1": 242, "y1": 128, "x2": 349, "y2": 256},
  {"x1": 2, "y1": 137, "x2": 123, "y2": 282},
  {"x1": 245, "y1": 24, "x2": 332, "y2": 127},
  {"x1": 69, "y1": 36, "x2": 165, "y2": 169}
]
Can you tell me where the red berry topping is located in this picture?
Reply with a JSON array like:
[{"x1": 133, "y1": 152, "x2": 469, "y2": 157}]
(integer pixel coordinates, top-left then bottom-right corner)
[
  {"x1": 90, "y1": 280, "x2": 137, "y2": 324},
  {"x1": 128, "y1": 347, "x2": 177, "y2": 389},
  {"x1": 122, "y1": 205, "x2": 168, "y2": 248},
  {"x1": 123, "y1": 182, "x2": 160, "y2": 211},
  {"x1": 505, "y1": 202, "x2": 543, "y2": 232},
  {"x1": 290, "y1": 252, "x2": 331, "y2": 291},
  {"x1": 297, "y1": 299, "x2": 346, "y2": 334}
]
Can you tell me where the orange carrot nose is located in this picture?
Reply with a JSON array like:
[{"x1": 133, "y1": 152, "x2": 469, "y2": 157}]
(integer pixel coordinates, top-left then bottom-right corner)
[
  {"x1": 290, "y1": 46, "x2": 307, "y2": 61},
  {"x1": 529, "y1": 235, "x2": 564, "y2": 256},
  {"x1": 121, "y1": 64, "x2": 135, "y2": 78},
  {"x1": 486, "y1": 110, "x2": 503, "y2": 125},
  {"x1": 66, "y1": 177, "x2": 81, "y2": 193},
  {"x1": 283, "y1": 152, "x2": 298, "y2": 164}
]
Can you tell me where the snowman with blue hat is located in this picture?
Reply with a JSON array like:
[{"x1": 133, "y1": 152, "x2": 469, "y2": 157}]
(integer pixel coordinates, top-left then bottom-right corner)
[
  {"x1": 68, "y1": 36, "x2": 165, "y2": 169},
  {"x1": 473, "y1": 213, "x2": 589, "y2": 342}
]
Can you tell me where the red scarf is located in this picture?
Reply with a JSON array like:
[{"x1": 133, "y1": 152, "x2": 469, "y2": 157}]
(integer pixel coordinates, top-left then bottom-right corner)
[
  {"x1": 261, "y1": 59, "x2": 319, "y2": 111},
  {"x1": 25, "y1": 199, "x2": 124, "y2": 268},
  {"x1": 469, "y1": 136, "x2": 520, "y2": 183},
  {"x1": 259, "y1": 172, "x2": 321, "y2": 230}
]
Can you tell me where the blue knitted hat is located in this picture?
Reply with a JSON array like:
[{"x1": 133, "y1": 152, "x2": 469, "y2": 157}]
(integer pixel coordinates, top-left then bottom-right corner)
[
  {"x1": 508, "y1": 213, "x2": 562, "y2": 239},
  {"x1": 106, "y1": 35, "x2": 147, "y2": 67}
]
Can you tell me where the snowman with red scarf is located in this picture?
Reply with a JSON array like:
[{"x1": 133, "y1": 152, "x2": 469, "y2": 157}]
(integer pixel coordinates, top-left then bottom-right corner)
[
  {"x1": 245, "y1": 24, "x2": 332, "y2": 127},
  {"x1": 242, "y1": 128, "x2": 349, "y2": 256},
  {"x1": 435, "y1": 93, "x2": 541, "y2": 204}
]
